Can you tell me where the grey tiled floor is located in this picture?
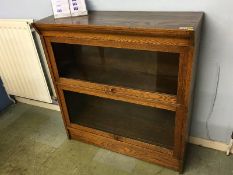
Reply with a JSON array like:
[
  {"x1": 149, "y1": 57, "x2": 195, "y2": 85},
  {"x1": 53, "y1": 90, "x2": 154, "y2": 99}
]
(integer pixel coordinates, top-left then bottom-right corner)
[{"x1": 0, "y1": 103, "x2": 232, "y2": 175}]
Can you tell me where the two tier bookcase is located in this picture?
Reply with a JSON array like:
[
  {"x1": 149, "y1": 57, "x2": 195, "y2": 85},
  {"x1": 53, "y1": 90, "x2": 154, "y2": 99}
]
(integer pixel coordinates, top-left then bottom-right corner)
[{"x1": 34, "y1": 11, "x2": 203, "y2": 172}]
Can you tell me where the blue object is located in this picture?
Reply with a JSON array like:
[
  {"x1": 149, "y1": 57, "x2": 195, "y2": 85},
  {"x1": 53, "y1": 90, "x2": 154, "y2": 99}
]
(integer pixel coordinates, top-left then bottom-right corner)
[{"x1": 0, "y1": 78, "x2": 13, "y2": 111}]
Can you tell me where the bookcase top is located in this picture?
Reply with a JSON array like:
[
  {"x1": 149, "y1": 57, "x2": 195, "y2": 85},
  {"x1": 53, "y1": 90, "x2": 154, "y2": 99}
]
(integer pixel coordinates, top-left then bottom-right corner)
[{"x1": 34, "y1": 11, "x2": 203, "y2": 38}]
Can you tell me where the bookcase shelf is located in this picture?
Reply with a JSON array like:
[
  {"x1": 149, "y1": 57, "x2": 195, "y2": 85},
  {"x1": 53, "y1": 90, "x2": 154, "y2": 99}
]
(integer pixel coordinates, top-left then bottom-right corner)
[
  {"x1": 52, "y1": 43, "x2": 179, "y2": 95},
  {"x1": 34, "y1": 11, "x2": 203, "y2": 172},
  {"x1": 64, "y1": 91, "x2": 175, "y2": 149}
]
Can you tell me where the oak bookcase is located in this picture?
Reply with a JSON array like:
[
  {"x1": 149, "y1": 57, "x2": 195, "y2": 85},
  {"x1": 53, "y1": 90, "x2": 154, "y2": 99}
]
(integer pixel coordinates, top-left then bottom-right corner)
[{"x1": 34, "y1": 11, "x2": 203, "y2": 172}]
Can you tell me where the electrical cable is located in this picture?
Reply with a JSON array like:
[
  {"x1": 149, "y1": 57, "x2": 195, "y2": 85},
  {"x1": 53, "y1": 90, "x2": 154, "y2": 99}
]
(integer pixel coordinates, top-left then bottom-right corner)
[{"x1": 206, "y1": 65, "x2": 220, "y2": 140}]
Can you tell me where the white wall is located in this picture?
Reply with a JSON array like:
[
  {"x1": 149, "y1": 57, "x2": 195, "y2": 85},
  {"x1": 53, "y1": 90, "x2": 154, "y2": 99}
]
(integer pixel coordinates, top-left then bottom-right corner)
[{"x1": 1, "y1": 0, "x2": 233, "y2": 143}]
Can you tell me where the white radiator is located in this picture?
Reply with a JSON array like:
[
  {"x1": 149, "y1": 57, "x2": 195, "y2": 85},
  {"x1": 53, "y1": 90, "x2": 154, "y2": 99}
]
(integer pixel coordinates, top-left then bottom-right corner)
[{"x1": 0, "y1": 20, "x2": 52, "y2": 103}]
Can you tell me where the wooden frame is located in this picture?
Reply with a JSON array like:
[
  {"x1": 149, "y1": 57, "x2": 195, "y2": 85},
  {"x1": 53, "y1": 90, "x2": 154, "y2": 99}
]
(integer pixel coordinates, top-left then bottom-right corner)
[{"x1": 33, "y1": 11, "x2": 203, "y2": 173}]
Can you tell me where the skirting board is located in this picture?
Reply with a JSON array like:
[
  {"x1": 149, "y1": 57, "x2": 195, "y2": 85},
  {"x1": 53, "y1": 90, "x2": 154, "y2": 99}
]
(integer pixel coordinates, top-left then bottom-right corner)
[
  {"x1": 189, "y1": 136, "x2": 233, "y2": 154},
  {"x1": 15, "y1": 96, "x2": 60, "y2": 111},
  {"x1": 15, "y1": 96, "x2": 232, "y2": 154}
]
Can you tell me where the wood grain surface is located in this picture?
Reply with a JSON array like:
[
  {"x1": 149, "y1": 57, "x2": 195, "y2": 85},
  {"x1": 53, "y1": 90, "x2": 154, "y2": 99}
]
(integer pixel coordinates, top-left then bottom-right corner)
[
  {"x1": 33, "y1": 11, "x2": 204, "y2": 173},
  {"x1": 34, "y1": 11, "x2": 203, "y2": 38}
]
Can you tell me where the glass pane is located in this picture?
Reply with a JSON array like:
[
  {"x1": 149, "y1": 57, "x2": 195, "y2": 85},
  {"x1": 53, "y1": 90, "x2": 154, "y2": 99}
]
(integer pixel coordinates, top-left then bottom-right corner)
[
  {"x1": 64, "y1": 90, "x2": 175, "y2": 149},
  {"x1": 52, "y1": 43, "x2": 179, "y2": 95}
]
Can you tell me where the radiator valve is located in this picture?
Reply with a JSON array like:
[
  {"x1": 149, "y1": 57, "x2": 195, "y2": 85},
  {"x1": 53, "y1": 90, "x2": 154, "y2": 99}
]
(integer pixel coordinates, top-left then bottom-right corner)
[{"x1": 226, "y1": 132, "x2": 233, "y2": 156}]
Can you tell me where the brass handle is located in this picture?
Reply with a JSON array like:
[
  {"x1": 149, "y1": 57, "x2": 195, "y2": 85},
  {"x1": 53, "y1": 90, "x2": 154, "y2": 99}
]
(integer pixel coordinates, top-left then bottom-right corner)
[
  {"x1": 113, "y1": 135, "x2": 120, "y2": 141},
  {"x1": 105, "y1": 87, "x2": 116, "y2": 94},
  {"x1": 109, "y1": 88, "x2": 116, "y2": 93}
]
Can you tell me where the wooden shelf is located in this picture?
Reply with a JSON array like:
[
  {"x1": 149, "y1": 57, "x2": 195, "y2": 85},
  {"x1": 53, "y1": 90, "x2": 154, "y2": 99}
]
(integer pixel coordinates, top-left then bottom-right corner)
[
  {"x1": 64, "y1": 91, "x2": 175, "y2": 149},
  {"x1": 61, "y1": 64, "x2": 178, "y2": 95},
  {"x1": 34, "y1": 11, "x2": 203, "y2": 172},
  {"x1": 58, "y1": 78, "x2": 177, "y2": 111},
  {"x1": 52, "y1": 43, "x2": 179, "y2": 95}
]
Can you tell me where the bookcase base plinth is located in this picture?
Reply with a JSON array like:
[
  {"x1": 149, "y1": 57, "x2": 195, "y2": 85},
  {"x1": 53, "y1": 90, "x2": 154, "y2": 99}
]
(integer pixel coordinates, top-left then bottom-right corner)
[{"x1": 68, "y1": 126, "x2": 181, "y2": 172}]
